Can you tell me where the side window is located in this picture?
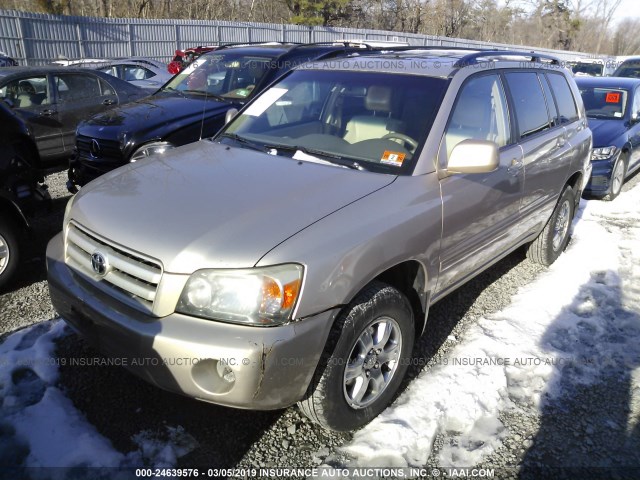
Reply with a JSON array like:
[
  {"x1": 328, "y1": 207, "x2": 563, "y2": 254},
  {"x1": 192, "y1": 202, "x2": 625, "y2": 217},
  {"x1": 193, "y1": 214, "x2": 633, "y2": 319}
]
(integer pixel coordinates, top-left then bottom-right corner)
[
  {"x1": 99, "y1": 78, "x2": 115, "y2": 96},
  {"x1": 632, "y1": 87, "x2": 640, "y2": 118},
  {"x1": 546, "y1": 73, "x2": 579, "y2": 124},
  {"x1": 54, "y1": 74, "x2": 101, "y2": 103},
  {"x1": 99, "y1": 66, "x2": 118, "y2": 78},
  {"x1": 0, "y1": 76, "x2": 50, "y2": 108},
  {"x1": 504, "y1": 72, "x2": 551, "y2": 139},
  {"x1": 444, "y1": 74, "x2": 511, "y2": 158},
  {"x1": 123, "y1": 65, "x2": 155, "y2": 81},
  {"x1": 539, "y1": 74, "x2": 559, "y2": 127}
]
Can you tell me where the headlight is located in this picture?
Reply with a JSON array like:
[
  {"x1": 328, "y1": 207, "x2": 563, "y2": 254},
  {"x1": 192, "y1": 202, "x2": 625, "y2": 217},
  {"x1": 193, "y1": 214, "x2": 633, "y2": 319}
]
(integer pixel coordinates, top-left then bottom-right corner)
[
  {"x1": 591, "y1": 146, "x2": 618, "y2": 161},
  {"x1": 63, "y1": 194, "x2": 75, "y2": 226},
  {"x1": 176, "y1": 264, "x2": 304, "y2": 326},
  {"x1": 130, "y1": 141, "x2": 174, "y2": 163}
]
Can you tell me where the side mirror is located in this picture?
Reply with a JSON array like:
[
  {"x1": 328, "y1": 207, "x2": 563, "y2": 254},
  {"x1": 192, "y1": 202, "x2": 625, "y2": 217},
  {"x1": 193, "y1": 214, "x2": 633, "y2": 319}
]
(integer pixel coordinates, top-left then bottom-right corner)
[
  {"x1": 225, "y1": 108, "x2": 239, "y2": 124},
  {"x1": 2, "y1": 98, "x2": 15, "y2": 109},
  {"x1": 447, "y1": 139, "x2": 499, "y2": 174}
]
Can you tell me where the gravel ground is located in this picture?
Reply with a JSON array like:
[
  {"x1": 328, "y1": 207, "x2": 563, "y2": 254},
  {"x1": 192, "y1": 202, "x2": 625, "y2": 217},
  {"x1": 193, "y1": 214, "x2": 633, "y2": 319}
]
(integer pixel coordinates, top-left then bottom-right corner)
[{"x1": 1, "y1": 170, "x2": 639, "y2": 474}]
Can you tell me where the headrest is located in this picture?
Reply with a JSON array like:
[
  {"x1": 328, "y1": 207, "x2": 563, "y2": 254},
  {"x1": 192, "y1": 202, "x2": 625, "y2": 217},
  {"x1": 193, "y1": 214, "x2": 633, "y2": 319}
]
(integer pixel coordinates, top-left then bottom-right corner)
[{"x1": 365, "y1": 85, "x2": 392, "y2": 112}]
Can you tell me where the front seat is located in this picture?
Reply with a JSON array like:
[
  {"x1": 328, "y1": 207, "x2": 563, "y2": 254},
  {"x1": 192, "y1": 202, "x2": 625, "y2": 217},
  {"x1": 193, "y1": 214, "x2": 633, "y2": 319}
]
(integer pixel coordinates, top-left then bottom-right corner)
[{"x1": 343, "y1": 86, "x2": 403, "y2": 143}]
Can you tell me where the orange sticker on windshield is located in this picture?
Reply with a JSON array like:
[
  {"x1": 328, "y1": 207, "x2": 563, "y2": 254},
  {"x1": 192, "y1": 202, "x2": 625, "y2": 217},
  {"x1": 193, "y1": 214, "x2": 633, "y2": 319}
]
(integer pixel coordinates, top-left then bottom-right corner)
[
  {"x1": 381, "y1": 151, "x2": 406, "y2": 166},
  {"x1": 606, "y1": 92, "x2": 621, "y2": 103}
]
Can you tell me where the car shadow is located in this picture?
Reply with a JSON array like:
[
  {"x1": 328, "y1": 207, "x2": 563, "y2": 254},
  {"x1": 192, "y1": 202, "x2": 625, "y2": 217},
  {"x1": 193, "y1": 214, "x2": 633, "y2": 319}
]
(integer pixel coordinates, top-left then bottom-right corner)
[{"x1": 519, "y1": 271, "x2": 640, "y2": 478}]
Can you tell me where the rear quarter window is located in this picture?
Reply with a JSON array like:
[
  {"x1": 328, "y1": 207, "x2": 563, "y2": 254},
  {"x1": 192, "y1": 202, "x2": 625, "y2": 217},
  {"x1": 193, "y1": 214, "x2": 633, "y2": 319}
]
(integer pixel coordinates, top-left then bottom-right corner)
[{"x1": 546, "y1": 73, "x2": 579, "y2": 124}]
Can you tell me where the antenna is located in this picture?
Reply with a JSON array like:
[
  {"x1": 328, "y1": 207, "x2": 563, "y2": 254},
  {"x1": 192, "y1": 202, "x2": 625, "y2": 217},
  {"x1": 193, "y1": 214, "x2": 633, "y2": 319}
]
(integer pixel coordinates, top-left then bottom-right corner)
[{"x1": 199, "y1": 60, "x2": 209, "y2": 141}]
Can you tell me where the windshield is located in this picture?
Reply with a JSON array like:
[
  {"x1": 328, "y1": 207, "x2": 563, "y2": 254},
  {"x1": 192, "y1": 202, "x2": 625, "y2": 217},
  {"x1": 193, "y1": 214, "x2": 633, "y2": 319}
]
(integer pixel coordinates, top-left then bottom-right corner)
[
  {"x1": 579, "y1": 86, "x2": 628, "y2": 119},
  {"x1": 571, "y1": 63, "x2": 603, "y2": 77},
  {"x1": 614, "y1": 61, "x2": 640, "y2": 78},
  {"x1": 217, "y1": 69, "x2": 447, "y2": 175},
  {"x1": 162, "y1": 51, "x2": 273, "y2": 100}
]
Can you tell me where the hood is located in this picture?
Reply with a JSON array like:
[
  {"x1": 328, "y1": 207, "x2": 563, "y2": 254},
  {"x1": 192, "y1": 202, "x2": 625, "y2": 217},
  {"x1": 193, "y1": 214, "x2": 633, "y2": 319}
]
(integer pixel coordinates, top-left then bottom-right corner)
[
  {"x1": 71, "y1": 141, "x2": 396, "y2": 273},
  {"x1": 587, "y1": 117, "x2": 628, "y2": 147},
  {"x1": 78, "y1": 93, "x2": 232, "y2": 145}
]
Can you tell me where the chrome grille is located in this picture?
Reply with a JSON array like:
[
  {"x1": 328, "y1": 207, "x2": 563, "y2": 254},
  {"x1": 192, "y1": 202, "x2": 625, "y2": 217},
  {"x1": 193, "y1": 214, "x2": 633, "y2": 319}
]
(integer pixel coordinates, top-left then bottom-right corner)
[
  {"x1": 65, "y1": 222, "x2": 162, "y2": 312},
  {"x1": 76, "y1": 134, "x2": 123, "y2": 162}
]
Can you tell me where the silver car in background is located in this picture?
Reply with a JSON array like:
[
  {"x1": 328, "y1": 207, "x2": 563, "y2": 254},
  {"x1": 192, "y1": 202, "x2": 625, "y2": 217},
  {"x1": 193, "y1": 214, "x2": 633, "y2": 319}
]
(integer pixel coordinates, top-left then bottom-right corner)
[{"x1": 47, "y1": 49, "x2": 592, "y2": 431}]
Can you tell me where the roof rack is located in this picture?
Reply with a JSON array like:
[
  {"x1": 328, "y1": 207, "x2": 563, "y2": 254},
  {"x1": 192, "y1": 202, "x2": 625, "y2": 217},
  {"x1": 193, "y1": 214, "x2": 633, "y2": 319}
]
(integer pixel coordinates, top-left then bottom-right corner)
[
  {"x1": 453, "y1": 50, "x2": 561, "y2": 67},
  {"x1": 215, "y1": 41, "x2": 289, "y2": 51}
]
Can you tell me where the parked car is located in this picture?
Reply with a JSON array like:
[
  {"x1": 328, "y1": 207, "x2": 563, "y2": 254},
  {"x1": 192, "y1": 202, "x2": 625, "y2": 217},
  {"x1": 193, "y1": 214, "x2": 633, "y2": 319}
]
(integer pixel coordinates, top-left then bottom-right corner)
[
  {"x1": 167, "y1": 46, "x2": 220, "y2": 74},
  {"x1": 49, "y1": 58, "x2": 111, "y2": 68},
  {"x1": 96, "y1": 58, "x2": 173, "y2": 91},
  {"x1": 67, "y1": 42, "x2": 390, "y2": 190},
  {"x1": 0, "y1": 67, "x2": 147, "y2": 171},
  {"x1": 47, "y1": 48, "x2": 591, "y2": 431},
  {"x1": 0, "y1": 100, "x2": 51, "y2": 289},
  {"x1": 612, "y1": 57, "x2": 640, "y2": 78},
  {"x1": 569, "y1": 58, "x2": 605, "y2": 77},
  {"x1": 576, "y1": 76, "x2": 640, "y2": 200},
  {"x1": 0, "y1": 53, "x2": 18, "y2": 67}
]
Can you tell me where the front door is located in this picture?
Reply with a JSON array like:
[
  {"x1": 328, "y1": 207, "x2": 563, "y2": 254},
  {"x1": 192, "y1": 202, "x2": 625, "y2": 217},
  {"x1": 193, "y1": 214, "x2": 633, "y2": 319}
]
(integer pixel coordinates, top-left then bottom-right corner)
[
  {"x1": 437, "y1": 73, "x2": 525, "y2": 294},
  {"x1": 0, "y1": 74, "x2": 64, "y2": 166}
]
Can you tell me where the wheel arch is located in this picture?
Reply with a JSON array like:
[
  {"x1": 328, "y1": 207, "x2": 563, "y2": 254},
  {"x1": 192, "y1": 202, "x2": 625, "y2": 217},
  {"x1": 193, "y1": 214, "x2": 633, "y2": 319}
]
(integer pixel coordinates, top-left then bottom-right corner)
[{"x1": 350, "y1": 259, "x2": 430, "y2": 339}]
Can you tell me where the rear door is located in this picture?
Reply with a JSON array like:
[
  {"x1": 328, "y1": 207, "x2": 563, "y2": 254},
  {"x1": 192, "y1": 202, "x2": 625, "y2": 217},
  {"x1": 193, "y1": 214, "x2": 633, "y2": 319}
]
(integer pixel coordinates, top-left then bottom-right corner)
[
  {"x1": 503, "y1": 71, "x2": 572, "y2": 234},
  {"x1": 437, "y1": 72, "x2": 525, "y2": 293},
  {"x1": 53, "y1": 72, "x2": 118, "y2": 153}
]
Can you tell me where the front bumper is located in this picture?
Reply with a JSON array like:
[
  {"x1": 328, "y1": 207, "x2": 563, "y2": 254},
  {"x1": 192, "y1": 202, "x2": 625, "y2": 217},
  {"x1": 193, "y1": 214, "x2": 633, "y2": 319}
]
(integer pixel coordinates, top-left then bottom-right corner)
[
  {"x1": 46, "y1": 233, "x2": 336, "y2": 410},
  {"x1": 68, "y1": 154, "x2": 126, "y2": 191},
  {"x1": 583, "y1": 156, "x2": 616, "y2": 197}
]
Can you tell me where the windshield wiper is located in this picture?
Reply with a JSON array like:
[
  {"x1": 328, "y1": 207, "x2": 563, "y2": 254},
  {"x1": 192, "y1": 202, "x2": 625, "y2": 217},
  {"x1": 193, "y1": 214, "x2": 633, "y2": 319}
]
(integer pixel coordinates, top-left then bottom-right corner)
[
  {"x1": 161, "y1": 86, "x2": 185, "y2": 98},
  {"x1": 264, "y1": 143, "x2": 368, "y2": 171},
  {"x1": 182, "y1": 89, "x2": 226, "y2": 102},
  {"x1": 218, "y1": 133, "x2": 267, "y2": 152},
  {"x1": 587, "y1": 113, "x2": 615, "y2": 119}
]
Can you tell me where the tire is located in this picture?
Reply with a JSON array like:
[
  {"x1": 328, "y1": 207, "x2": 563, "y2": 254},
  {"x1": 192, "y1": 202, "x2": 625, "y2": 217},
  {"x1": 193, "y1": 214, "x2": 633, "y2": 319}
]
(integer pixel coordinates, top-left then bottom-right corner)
[
  {"x1": 0, "y1": 217, "x2": 21, "y2": 291},
  {"x1": 298, "y1": 281, "x2": 415, "y2": 431},
  {"x1": 603, "y1": 153, "x2": 627, "y2": 201},
  {"x1": 527, "y1": 185, "x2": 575, "y2": 266}
]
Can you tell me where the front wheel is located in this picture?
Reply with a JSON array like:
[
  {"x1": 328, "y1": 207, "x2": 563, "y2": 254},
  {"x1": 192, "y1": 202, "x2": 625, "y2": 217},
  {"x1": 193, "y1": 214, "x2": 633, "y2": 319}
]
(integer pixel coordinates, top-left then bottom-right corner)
[
  {"x1": 527, "y1": 185, "x2": 575, "y2": 266},
  {"x1": 0, "y1": 218, "x2": 21, "y2": 291},
  {"x1": 298, "y1": 281, "x2": 415, "y2": 431},
  {"x1": 603, "y1": 154, "x2": 627, "y2": 201}
]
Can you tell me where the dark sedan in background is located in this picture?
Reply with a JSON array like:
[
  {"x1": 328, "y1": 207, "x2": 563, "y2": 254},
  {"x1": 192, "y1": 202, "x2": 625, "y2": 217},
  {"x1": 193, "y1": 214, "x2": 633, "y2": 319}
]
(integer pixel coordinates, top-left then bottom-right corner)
[
  {"x1": 0, "y1": 67, "x2": 146, "y2": 171},
  {"x1": 576, "y1": 76, "x2": 640, "y2": 200},
  {"x1": 0, "y1": 100, "x2": 51, "y2": 289},
  {"x1": 68, "y1": 42, "x2": 380, "y2": 191}
]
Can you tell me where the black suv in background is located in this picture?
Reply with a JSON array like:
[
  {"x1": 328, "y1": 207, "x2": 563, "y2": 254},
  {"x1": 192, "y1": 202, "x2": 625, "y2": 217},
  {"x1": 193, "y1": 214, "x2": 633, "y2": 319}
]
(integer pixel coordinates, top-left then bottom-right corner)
[
  {"x1": 0, "y1": 101, "x2": 50, "y2": 289},
  {"x1": 68, "y1": 42, "x2": 387, "y2": 191}
]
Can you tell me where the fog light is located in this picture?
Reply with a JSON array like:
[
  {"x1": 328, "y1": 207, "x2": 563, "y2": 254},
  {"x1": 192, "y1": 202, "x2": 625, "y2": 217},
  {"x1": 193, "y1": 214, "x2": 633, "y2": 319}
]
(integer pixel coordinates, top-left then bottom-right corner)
[{"x1": 216, "y1": 362, "x2": 236, "y2": 383}]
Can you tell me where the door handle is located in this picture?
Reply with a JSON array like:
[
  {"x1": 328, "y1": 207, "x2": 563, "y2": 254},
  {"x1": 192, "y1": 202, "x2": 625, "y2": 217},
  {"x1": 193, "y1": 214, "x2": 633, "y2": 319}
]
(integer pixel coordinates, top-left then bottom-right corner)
[
  {"x1": 507, "y1": 158, "x2": 523, "y2": 176},
  {"x1": 39, "y1": 109, "x2": 57, "y2": 116},
  {"x1": 102, "y1": 99, "x2": 114, "y2": 105}
]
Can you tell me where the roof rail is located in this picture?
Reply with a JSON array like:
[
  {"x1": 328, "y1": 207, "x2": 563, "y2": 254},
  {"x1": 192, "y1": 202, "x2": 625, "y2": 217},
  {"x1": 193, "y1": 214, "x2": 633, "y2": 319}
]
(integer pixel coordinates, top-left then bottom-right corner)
[
  {"x1": 215, "y1": 41, "x2": 289, "y2": 51},
  {"x1": 453, "y1": 50, "x2": 561, "y2": 67}
]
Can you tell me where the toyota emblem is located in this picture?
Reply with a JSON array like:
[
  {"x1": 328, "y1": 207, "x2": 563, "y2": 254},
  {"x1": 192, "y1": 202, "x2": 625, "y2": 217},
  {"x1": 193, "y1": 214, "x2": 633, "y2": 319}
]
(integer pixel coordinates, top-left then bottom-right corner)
[
  {"x1": 90, "y1": 139, "x2": 102, "y2": 158},
  {"x1": 91, "y1": 251, "x2": 109, "y2": 276}
]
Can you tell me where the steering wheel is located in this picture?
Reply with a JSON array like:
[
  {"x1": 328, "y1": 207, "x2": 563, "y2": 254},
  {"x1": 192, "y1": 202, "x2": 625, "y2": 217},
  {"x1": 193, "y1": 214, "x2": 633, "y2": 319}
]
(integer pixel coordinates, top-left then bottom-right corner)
[{"x1": 382, "y1": 133, "x2": 418, "y2": 152}]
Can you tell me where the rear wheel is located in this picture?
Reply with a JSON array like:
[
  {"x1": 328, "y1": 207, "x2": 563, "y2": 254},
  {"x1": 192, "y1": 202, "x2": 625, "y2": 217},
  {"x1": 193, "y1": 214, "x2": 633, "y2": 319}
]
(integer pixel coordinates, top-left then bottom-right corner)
[
  {"x1": 527, "y1": 185, "x2": 575, "y2": 266},
  {"x1": 603, "y1": 154, "x2": 627, "y2": 201},
  {"x1": 298, "y1": 281, "x2": 415, "y2": 431},
  {"x1": 0, "y1": 218, "x2": 20, "y2": 290}
]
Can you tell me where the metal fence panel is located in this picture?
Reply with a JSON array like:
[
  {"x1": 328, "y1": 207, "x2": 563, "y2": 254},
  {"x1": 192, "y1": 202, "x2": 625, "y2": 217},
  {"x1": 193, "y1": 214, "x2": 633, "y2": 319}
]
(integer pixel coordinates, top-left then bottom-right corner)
[{"x1": 0, "y1": 8, "x2": 601, "y2": 66}]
